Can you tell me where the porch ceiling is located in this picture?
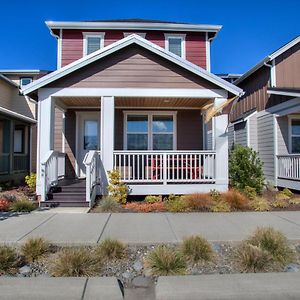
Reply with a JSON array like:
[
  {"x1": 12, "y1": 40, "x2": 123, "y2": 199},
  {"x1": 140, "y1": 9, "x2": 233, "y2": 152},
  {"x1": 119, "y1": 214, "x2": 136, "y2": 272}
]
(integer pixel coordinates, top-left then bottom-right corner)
[{"x1": 56, "y1": 96, "x2": 212, "y2": 109}]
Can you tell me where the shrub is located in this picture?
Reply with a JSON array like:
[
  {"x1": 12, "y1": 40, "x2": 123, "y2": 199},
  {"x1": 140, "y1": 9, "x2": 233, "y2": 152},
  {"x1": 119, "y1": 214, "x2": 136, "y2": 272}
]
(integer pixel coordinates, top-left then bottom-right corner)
[
  {"x1": 210, "y1": 200, "x2": 231, "y2": 212},
  {"x1": 144, "y1": 245, "x2": 186, "y2": 276},
  {"x1": 222, "y1": 190, "x2": 249, "y2": 210},
  {"x1": 229, "y1": 145, "x2": 264, "y2": 193},
  {"x1": 282, "y1": 188, "x2": 293, "y2": 198},
  {"x1": 21, "y1": 237, "x2": 49, "y2": 263},
  {"x1": 10, "y1": 199, "x2": 36, "y2": 212},
  {"x1": 289, "y1": 198, "x2": 300, "y2": 205},
  {"x1": 145, "y1": 195, "x2": 162, "y2": 204},
  {"x1": 237, "y1": 243, "x2": 272, "y2": 273},
  {"x1": 164, "y1": 195, "x2": 187, "y2": 212},
  {"x1": 0, "y1": 245, "x2": 19, "y2": 273},
  {"x1": 247, "y1": 227, "x2": 295, "y2": 265},
  {"x1": 181, "y1": 235, "x2": 214, "y2": 262},
  {"x1": 96, "y1": 238, "x2": 126, "y2": 260},
  {"x1": 50, "y1": 247, "x2": 103, "y2": 277},
  {"x1": 275, "y1": 192, "x2": 290, "y2": 201},
  {"x1": 271, "y1": 199, "x2": 289, "y2": 209},
  {"x1": 184, "y1": 193, "x2": 212, "y2": 211},
  {"x1": 243, "y1": 186, "x2": 257, "y2": 200},
  {"x1": 210, "y1": 189, "x2": 221, "y2": 202},
  {"x1": 107, "y1": 170, "x2": 128, "y2": 204},
  {"x1": 1, "y1": 193, "x2": 17, "y2": 202},
  {"x1": 0, "y1": 199, "x2": 10, "y2": 212},
  {"x1": 25, "y1": 173, "x2": 36, "y2": 192},
  {"x1": 98, "y1": 196, "x2": 121, "y2": 212},
  {"x1": 124, "y1": 202, "x2": 165, "y2": 213},
  {"x1": 250, "y1": 197, "x2": 270, "y2": 211}
]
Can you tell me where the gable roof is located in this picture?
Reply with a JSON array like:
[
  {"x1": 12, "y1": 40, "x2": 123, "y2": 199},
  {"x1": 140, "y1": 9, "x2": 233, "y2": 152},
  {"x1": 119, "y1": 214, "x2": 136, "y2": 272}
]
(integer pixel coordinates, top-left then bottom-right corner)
[
  {"x1": 235, "y1": 35, "x2": 300, "y2": 85},
  {"x1": 22, "y1": 34, "x2": 243, "y2": 97},
  {"x1": 0, "y1": 74, "x2": 18, "y2": 88}
]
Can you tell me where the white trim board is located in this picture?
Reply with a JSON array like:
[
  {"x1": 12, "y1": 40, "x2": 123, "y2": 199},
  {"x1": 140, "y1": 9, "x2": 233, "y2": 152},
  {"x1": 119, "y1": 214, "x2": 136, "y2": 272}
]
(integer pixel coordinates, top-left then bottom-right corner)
[
  {"x1": 22, "y1": 34, "x2": 243, "y2": 97},
  {"x1": 267, "y1": 89, "x2": 300, "y2": 98},
  {"x1": 0, "y1": 106, "x2": 36, "y2": 123}
]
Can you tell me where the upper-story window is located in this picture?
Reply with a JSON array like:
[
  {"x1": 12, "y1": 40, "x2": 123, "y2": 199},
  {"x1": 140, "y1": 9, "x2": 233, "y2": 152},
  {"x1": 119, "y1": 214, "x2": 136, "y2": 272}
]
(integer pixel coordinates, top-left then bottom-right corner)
[
  {"x1": 83, "y1": 32, "x2": 105, "y2": 56},
  {"x1": 290, "y1": 117, "x2": 300, "y2": 153},
  {"x1": 20, "y1": 77, "x2": 33, "y2": 88},
  {"x1": 123, "y1": 32, "x2": 146, "y2": 38},
  {"x1": 165, "y1": 34, "x2": 186, "y2": 58}
]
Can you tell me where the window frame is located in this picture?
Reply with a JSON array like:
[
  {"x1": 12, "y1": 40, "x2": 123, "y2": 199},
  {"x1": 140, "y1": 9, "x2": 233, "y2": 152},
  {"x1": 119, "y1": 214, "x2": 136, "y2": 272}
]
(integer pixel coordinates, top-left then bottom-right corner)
[
  {"x1": 124, "y1": 111, "x2": 177, "y2": 151},
  {"x1": 288, "y1": 115, "x2": 300, "y2": 153},
  {"x1": 19, "y1": 77, "x2": 33, "y2": 89},
  {"x1": 164, "y1": 34, "x2": 186, "y2": 59},
  {"x1": 83, "y1": 32, "x2": 105, "y2": 56},
  {"x1": 13, "y1": 125, "x2": 25, "y2": 154}
]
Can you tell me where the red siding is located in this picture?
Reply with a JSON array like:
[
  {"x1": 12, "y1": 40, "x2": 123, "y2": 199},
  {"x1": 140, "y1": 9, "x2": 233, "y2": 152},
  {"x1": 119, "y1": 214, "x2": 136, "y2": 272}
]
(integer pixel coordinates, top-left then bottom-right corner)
[{"x1": 60, "y1": 29, "x2": 207, "y2": 69}]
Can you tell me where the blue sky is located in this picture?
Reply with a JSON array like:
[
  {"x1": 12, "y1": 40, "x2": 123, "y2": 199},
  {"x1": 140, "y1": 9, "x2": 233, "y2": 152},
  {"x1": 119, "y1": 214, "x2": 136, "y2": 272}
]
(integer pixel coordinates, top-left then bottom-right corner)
[{"x1": 0, "y1": 0, "x2": 299, "y2": 74}]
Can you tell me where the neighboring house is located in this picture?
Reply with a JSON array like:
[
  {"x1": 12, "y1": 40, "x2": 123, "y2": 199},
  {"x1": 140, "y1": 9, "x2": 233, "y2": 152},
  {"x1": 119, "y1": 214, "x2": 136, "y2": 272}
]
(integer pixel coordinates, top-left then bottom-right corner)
[
  {"x1": 229, "y1": 36, "x2": 300, "y2": 191},
  {"x1": 0, "y1": 70, "x2": 48, "y2": 183},
  {"x1": 22, "y1": 19, "x2": 243, "y2": 207}
]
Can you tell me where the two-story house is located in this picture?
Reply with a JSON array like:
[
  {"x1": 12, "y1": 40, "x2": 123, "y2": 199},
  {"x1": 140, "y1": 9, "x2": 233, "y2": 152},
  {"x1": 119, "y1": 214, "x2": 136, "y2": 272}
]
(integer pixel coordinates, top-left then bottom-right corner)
[
  {"x1": 22, "y1": 19, "x2": 243, "y2": 207},
  {"x1": 0, "y1": 70, "x2": 48, "y2": 184},
  {"x1": 229, "y1": 36, "x2": 300, "y2": 191}
]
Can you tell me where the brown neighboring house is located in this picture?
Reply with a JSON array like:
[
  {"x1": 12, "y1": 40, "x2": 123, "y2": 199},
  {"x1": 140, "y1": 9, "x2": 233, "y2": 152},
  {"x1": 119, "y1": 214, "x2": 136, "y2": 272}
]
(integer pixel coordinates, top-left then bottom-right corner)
[
  {"x1": 0, "y1": 70, "x2": 48, "y2": 184},
  {"x1": 229, "y1": 36, "x2": 300, "y2": 191}
]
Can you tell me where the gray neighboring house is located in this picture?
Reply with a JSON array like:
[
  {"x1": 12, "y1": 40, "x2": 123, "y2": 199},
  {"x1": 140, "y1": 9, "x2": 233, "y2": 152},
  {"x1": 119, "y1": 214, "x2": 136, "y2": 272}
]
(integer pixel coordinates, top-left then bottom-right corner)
[{"x1": 229, "y1": 36, "x2": 300, "y2": 191}]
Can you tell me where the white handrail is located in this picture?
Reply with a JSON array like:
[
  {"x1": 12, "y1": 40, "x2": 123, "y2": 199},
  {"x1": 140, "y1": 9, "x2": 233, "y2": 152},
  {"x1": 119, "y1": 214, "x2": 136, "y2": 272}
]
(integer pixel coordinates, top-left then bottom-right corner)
[
  {"x1": 84, "y1": 150, "x2": 101, "y2": 207},
  {"x1": 40, "y1": 151, "x2": 66, "y2": 201},
  {"x1": 277, "y1": 155, "x2": 300, "y2": 180}
]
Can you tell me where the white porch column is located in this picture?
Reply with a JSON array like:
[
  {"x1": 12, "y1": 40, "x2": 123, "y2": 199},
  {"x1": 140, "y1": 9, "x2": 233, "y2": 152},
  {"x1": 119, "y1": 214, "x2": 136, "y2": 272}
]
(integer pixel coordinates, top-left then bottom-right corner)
[
  {"x1": 36, "y1": 91, "x2": 54, "y2": 196},
  {"x1": 101, "y1": 96, "x2": 115, "y2": 172},
  {"x1": 214, "y1": 114, "x2": 229, "y2": 191}
]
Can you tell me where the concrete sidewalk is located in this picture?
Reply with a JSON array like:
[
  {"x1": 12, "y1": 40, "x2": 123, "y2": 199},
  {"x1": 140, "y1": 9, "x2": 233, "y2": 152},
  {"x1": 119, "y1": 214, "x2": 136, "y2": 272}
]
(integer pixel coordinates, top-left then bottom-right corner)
[{"x1": 1, "y1": 211, "x2": 300, "y2": 245}]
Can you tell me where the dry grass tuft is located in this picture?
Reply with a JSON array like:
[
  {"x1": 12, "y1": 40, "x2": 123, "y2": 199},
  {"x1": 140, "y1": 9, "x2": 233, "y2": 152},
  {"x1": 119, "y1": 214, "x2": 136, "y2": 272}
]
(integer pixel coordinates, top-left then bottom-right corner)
[{"x1": 21, "y1": 237, "x2": 49, "y2": 263}]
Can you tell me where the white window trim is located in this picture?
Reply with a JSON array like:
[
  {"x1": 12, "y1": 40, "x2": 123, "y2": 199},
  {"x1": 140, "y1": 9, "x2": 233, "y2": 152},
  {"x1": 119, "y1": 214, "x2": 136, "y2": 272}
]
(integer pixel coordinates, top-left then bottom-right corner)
[
  {"x1": 288, "y1": 115, "x2": 300, "y2": 153},
  {"x1": 123, "y1": 32, "x2": 146, "y2": 38},
  {"x1": 164, "y1": 34, "x2": 186, "y2": 59},
  {"x1": 123, "y1": 111, "x2": 177, "y2": 150},
  {"x1": 83, "y1": 32, "x2": 105, "y2": 56},
  {"x1": 20, "y1": 77, "x2": 33, "y2": 89}
]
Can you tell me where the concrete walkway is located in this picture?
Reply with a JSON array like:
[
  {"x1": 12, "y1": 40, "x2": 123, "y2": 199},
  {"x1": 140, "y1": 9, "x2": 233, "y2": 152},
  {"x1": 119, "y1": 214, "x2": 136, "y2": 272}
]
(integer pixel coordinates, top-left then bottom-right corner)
[{"x1": 1, "y1": 211, "x2": 300, "y2": 245}]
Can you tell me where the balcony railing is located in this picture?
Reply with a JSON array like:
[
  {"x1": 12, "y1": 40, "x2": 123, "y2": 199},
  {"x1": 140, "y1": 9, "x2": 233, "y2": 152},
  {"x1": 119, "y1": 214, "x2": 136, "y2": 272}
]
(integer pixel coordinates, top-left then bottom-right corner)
[
  {"x1": 277, "y1": 155, "x2": 300, "y2": 181},
  {"x1": 113, "y1": 151, "x2": 216, "y2": 184}
]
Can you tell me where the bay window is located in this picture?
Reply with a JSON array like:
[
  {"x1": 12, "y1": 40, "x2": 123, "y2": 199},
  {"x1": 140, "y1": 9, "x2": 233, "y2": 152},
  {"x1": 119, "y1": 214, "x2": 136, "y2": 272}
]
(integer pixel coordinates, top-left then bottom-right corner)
[{"x1": 125, "y1": 112, "x2": 176, "y2": 150}]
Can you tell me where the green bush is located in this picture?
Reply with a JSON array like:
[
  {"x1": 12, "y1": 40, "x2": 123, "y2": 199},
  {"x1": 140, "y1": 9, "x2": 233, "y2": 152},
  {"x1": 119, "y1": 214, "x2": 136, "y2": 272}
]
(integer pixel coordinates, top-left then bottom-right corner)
[
  {"x1": 21, "y1": 237, "x2": 49, "y2": 263},
  {"x1": 97, "y1": 196, "x2": 121, "y2": 212},
  {"x1": 50, "y1": 247, "x2": 103, "y2": 277},
  {"x1": 95, "y1": 238, "x2": 126, "y2": 260},
  {"x1": 210, "y1": 189, "x2": 221, "y2": 202},
  {"x1": 145, "y1": 195, "x2": 162, "y2": 204},
  {"x1": 181, "y1": 235, "x2": 214, "y2": 262},
  {"x1": 25, "y1": 173, "x2": 36, "y2": 192},
  {"x1": 247, "y1": 227, "x2": 295, "y2": 265},
  {"x1": 107, "y1": 170, "x2": 128, "y2": 204},
  {"x1": 165, "y1": 195, "x2": 187, "y2": 212},
  {"x1": 243, "y1": 186, "x2": 257, "y2": 200},
  {"x1": 229, "y1": 145, "x2": 264, "y2": 193},
  {"x1": 0, "y1": 245, "x2": 20, "y2": 273},
  {"x1": 144, "y1": 245, "x2": 186, "y2": 276},
  {"x1": 238, "y1": 243, "x2": 272, "y2": 272},
  {"x1": 10, "y1": 199, "x2": 36, "y2": 212},
  {"x1": 282, "y1": 188, "x2": 293, "y2": 198}
]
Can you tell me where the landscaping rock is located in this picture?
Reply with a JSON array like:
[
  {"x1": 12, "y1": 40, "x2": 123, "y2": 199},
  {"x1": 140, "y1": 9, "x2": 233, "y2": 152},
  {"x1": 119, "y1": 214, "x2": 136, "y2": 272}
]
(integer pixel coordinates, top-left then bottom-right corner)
[
  {"x1": 285, "y1": 263, "x2": 299, "y2": 273},
  {"x1": 19, "y1": 265, "x2": 31, "y2": 277},
  {"x1": 133, "y1": 260, "x2": 143, "y2": 272},
  {"x1": 122, "y1": 270, "x2": 134, "y2": 280},
  {"x1": 132, "y1": 276, "x2": 152, "y2": 288}
]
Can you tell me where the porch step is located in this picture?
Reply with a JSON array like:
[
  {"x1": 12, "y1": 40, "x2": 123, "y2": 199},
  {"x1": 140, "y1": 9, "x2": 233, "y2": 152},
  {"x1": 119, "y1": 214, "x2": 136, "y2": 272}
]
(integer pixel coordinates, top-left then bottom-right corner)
[{"x1": 43, "y1": 179, "x2": 88, "y2": 208}]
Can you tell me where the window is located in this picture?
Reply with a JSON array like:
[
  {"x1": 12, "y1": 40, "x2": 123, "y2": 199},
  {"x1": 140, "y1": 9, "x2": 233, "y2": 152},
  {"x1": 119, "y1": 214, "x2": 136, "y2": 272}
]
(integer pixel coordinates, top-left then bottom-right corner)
[
  {"x1": 20, "y1": 77, "x2": 32, "y2": 88},
  {"x1": 290, "y1": 117, "x2": 300, "y2": 153},
  {"x1": 83, "y1": 33, "x2": 105, "y2": 55},
  {"x1": 165, "y1": 34, "x2": 186, "y2": 58},
  {"x1": 14, "y1": 125, "x2": 25, "y2": 153},
  {"x1": 84, "y1": 120, "x2": 98, "y2": 150},
  {"x1": 125, "y1": 112, "x2": 176, "y2": 150}
]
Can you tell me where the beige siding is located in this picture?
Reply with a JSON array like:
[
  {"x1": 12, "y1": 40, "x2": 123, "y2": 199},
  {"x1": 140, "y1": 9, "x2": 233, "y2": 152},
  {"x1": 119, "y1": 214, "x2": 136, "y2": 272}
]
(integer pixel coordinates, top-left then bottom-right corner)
[
  {"x1": 0, "y1": 80, "x2": 13, "y2": 110},
  {"x1": 54, "y1": 107, "x2": 64, "y2": 151},
  {"x1": 277, "y1": 116, "x2": 289, "y2": 155},
  {"x1": 249, "y1": 114, "x2": 258, "y2": 151}
]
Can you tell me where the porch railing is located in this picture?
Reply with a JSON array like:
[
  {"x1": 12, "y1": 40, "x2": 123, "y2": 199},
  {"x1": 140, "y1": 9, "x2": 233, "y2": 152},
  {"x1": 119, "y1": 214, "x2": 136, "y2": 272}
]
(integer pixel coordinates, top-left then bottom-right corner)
[
  {"x1": 13, "y1": 154, "x2": 28, "y2": 172},
  {"x1": 113, "y1": 151, "x2": 216, "y2": 184},
  {"x1": 0, "y1": 153, "x2": 10, "y2": 174},
  {"x1": 277, "y1": 155, "x2": 300, "y2": 181},
  {"x1": 83, "y1": 150, "x2": 101, "y2": 207},
  {"x1": 41, "y1": 151, "x2": 66, "y2": 201}
]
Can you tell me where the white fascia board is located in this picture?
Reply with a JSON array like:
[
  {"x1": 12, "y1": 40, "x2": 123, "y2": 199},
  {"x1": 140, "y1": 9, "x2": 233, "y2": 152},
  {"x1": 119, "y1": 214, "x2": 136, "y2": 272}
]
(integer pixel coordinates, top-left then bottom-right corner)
[
  {"x1": 23, "y1": 34, "x2": 243, "y2": 96},
  {"x1": 46, "y1": 21, "x2": 222, "y2": 33},
  {"x1": 0, "y1": 106, "x2": 36, "y2": 123},
  {"x1": 267, "y1": 89, "x2": 300, "y2": 98}
]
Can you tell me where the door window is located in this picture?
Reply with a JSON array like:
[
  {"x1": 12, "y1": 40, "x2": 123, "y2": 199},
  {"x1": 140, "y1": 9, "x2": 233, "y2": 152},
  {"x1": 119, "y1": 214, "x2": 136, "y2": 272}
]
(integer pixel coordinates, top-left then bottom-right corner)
[{"x1": 84, "y1": 120, "x2": 98, "y2": 150}]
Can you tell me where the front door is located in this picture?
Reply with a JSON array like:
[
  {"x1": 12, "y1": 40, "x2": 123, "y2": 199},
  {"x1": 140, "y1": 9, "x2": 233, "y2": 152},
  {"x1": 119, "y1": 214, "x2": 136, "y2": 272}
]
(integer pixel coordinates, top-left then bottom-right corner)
[{"x1": 77, "y1": 112, "x2": 100, "y2": 178}]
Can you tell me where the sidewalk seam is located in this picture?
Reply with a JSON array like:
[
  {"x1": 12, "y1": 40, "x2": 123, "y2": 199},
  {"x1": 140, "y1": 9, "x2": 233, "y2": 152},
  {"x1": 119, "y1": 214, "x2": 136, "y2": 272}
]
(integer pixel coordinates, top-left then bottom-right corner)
[
  {"x1": 96, "y1": 213, "x2": 112, "y2": 243},
  {"x1": 81, "y1": 278, "x2": 89, "y2": 300},
  {"x1": 164, "y1": 213, "x2": 179, "y2": 242},
  {"x1": 272, "y1": 213, "x2": 300, "y2": 228},
  {"x1": 17, "y1": 214, "x2": 57, "y2": 242}
]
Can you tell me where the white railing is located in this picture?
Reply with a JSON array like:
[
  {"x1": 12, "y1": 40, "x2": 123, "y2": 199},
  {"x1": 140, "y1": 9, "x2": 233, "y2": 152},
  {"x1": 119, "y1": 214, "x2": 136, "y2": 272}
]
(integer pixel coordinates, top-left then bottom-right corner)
[
  {"x1": 84, "y1": 150, "x2": 101, "y2": 207},
  {"x1": 277, "y1": 155, "x2": 300, "y2": 181},
  {"x1": 113, "y1": 151, "x2": 216, "y2": 184},
  {"x1": 41, "y1": 151, "x2": 66, "y2": 201}
]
